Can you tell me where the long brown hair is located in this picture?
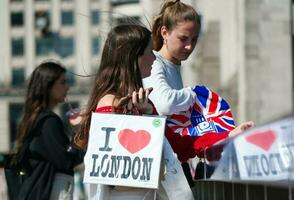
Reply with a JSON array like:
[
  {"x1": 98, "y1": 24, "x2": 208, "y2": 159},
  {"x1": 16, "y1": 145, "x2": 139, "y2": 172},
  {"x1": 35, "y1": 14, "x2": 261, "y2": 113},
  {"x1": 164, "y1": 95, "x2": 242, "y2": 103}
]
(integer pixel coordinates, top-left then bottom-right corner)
[
  {"x1": 77, "y1": 24, "x2": 151, "y2": 147},
  {"x1": 152, "y1": 0, "x2": 201, "y2": 51},
  {"x1": 13, "y1": 61, "x2": 66, "y2": 160}
]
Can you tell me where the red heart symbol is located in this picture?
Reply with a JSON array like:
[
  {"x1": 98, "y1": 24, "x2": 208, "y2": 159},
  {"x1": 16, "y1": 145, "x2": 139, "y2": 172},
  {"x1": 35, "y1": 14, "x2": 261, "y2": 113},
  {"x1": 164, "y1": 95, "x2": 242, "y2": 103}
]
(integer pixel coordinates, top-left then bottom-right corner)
[
  {"x1": 118, "y1": 129, "x2": 151, "y2": 154},
  {"x1": 245, "y1": 130, "x2": 276, "y2": 151}
]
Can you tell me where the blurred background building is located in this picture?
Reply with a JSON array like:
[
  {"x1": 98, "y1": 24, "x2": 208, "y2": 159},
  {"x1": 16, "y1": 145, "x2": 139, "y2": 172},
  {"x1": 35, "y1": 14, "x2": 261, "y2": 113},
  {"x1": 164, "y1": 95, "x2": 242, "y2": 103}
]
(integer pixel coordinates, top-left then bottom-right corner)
[
  {"x1": 0, "y1": 0, "x2": 161, "y2": 153},
  {"x1": 0, "y1": 0, "x2": 293, "y2": 155}
]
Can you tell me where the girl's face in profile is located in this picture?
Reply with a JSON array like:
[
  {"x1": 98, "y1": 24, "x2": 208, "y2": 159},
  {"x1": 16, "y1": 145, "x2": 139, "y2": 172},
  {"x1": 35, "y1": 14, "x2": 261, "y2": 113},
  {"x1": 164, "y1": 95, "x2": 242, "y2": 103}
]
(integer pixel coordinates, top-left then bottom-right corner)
[
  {"x1": 163, "y1": 20, "x2": 198, "y2": 64},
  {"x1": 138, "y1": 40, "x2": 155, "y2": 78},
  {"x1": 49, "y1": 73, "x2": 69, "y2": 106}
]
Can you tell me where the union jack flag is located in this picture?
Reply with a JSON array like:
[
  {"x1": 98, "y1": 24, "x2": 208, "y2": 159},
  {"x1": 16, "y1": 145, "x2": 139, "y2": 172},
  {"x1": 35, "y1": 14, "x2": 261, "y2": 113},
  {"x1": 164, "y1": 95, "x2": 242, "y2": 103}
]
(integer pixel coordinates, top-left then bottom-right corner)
[{"x1": 167, "y1": 85, "x2": 235, "y2": 136}]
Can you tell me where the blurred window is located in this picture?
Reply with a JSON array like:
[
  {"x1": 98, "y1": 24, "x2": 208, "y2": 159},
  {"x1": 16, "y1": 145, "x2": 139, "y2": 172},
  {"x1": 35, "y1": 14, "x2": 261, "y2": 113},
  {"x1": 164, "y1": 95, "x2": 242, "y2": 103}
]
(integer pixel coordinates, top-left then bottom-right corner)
[
  {"x1": 116, "y1": 16, "x2": 140, "y2": 24},
  {"x1": 91, "y1": 10, "x2": 100, "y2": 25},
  {"x1": 11, "y1": 12, "x2": 23, "y2": 26},
  {"x1": 58, "y1": 37, "x2": 74, "y2": 57},
  {"x1": 61, "y1": 10, "x2": 74, "y2": 25},
  {"x1": 66, "y1": 69, "x2": 75, "y2": 86},
  {"x1": 111, "y1": 0, "x2": 139, "y2": 6},
  {"x1": 9, "y1": 103, "x2": 23, "y2": 149},
  {"x1": 35, "y1": 11, "x2": 50, "y2": 33},
  {"x1": 36, "y1": 37, "x2": 53, "y2": 56},
  {"x1": 11, "y1": 38, "x2": 24, "y2": 56},
  {"x1": 12, "y1": 68, "x2": 25, "y2": 87},
  {"x1": 92, "y1": 36, "x2": 100, "y2": 55}
]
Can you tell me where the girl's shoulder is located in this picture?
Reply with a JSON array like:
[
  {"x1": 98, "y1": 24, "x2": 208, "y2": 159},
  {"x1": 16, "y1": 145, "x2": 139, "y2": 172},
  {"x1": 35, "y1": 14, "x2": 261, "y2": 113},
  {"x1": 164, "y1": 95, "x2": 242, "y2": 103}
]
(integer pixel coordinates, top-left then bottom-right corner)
[
  {"x1": 151, "y1": 52, "x2": 168, "y2": 74},
  {"x1": 153, "y1": 51, "x2": 165, "y2": 65},
  {"x1": 40, "y1": 111, "x2": 63, "y2": 126},
  {"x1": 95, "y1": 106, "x2": 113, "y2": 113},
  {"x1": 96, "y1": 94, "x2": 117, "y2": 113},
  {"x1": 97, "y1": 94, "x2": 115, "y2": 108},
  {"x1": 36, "y1": 111, "x2": 60, "y2": 123},
  {"x1": 29, "y1": 111, "x2": 62, "y2": 135},
  {"x1": 152, "y1": 51, "x2": 178, "y2": 71},
  {"x1": 96, "y1": 94, "x2": 127, "y2": 113}
]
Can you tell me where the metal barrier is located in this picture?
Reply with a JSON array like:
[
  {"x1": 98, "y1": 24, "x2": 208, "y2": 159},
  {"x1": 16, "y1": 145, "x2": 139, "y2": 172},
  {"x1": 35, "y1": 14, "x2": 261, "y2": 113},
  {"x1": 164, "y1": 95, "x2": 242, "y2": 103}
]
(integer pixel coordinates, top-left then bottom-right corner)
[{"x1": 192, "y1": 180, "x2": 293, "y2": 200}]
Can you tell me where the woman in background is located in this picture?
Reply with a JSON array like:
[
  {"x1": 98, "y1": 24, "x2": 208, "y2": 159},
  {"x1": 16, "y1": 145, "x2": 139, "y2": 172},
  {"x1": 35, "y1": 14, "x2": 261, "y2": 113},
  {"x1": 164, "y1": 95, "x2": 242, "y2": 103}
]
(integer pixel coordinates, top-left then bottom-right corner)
[{"x1": 7, "y1": 61, "x2": 84, "y2": 200}]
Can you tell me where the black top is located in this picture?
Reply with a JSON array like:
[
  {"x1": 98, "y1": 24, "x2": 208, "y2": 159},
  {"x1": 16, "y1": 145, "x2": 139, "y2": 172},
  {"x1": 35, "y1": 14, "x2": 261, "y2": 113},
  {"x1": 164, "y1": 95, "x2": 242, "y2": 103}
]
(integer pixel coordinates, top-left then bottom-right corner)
[
  {"x1": 29, "y1": 111, "x2": 83, "y2": 175},
  {"x1": 14, "y1": 111, "x2": 84, "y2": 200}
]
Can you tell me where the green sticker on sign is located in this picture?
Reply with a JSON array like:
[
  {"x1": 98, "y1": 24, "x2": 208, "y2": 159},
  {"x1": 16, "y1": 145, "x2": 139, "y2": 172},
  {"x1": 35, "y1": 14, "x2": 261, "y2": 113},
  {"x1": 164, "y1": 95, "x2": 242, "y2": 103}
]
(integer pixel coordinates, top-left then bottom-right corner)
[{"x1": 152, "y1": 119, "x2": 162, "y2": 128}]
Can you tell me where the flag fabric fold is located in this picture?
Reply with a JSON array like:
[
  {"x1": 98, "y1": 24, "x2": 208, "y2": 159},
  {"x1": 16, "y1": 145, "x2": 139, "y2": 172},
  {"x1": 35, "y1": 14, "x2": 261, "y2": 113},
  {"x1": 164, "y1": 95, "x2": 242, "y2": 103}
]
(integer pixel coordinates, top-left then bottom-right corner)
[{"x1": 167, "y1": 85, "x2": 236, "y2": 136}]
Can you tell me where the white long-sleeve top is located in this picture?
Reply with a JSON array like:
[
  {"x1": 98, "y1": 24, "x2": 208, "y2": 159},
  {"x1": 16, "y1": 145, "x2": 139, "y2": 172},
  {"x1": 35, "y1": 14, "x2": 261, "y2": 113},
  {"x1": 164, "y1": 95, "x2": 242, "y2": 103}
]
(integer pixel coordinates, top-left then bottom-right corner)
[{"x1": 143, "y1": 51, "x2": 196, "y2": 115}]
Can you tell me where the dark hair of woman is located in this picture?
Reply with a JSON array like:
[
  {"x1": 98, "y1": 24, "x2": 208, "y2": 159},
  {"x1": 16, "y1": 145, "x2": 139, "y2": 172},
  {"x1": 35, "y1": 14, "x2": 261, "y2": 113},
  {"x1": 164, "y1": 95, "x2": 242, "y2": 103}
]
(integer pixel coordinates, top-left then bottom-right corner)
[{"x1": 13, "y1": 61, "x2": 66, "y2": 162}]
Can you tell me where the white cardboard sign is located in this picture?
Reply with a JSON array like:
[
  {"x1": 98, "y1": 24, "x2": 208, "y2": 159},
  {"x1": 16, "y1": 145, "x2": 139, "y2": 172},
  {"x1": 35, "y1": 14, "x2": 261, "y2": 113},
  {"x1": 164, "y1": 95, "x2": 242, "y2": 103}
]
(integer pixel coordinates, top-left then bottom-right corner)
[
  {"x1": 234, "y1": 118, "x2": 294, "y2": 181},
  {"x1": 83, "y1": 113, "x2": 166, "y2": 189}
]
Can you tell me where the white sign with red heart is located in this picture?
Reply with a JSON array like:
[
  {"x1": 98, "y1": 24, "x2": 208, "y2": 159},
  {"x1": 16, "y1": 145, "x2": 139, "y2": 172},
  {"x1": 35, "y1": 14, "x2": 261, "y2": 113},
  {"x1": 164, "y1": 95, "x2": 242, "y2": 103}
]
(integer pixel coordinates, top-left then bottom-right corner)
[
  {"x1": 233, "y1": 117, "x2": 294, "y2": 181},
  {"x1": 83, "y1": 113, "x2": 166, "y2": 189}
]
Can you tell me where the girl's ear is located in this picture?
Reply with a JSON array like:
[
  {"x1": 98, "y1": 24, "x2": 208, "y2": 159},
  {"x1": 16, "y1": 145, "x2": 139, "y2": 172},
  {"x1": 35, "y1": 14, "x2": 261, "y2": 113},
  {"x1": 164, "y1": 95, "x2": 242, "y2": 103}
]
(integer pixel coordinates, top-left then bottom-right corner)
[{"x1": 160, "y1": 26, "x2": 169, "y2": 41}]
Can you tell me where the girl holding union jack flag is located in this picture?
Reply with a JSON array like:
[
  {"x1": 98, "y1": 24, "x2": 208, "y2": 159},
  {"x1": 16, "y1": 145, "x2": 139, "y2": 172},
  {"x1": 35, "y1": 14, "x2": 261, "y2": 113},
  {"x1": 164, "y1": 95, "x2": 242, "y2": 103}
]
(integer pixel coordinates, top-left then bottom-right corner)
[{"x1": 144, "y1": 0, "x2": 254, "y2": 186}]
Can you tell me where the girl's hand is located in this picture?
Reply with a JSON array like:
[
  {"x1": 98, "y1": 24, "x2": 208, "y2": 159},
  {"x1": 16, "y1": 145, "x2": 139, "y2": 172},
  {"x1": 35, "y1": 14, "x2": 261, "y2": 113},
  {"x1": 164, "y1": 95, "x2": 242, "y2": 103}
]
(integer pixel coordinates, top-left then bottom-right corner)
[
  {"x1": 68, "y1": 108, "x2": 82, "y2": 126},
  {"x1": 69, "y1": 116, "x2": 82, "y2": 126},
  {"x1": 132, "y1": 87, "x2": 153, "y2": 114},
  {"x1": 229, "y1": 121, "x2": 255, "y2": 137},
  {"x1": 113, "y1": 95, "x2": 132, "y2": 109}
]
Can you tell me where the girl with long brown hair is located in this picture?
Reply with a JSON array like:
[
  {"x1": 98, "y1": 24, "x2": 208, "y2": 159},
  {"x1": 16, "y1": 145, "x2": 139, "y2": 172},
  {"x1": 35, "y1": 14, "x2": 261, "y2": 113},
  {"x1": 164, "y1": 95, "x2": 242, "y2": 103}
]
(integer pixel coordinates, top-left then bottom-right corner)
[
  {"x1": 75, "y1": 24, "x2": 164, "y2": 199},
  {"x1": 7, "y1": 61, "x2": 83, "y2": 200}
]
